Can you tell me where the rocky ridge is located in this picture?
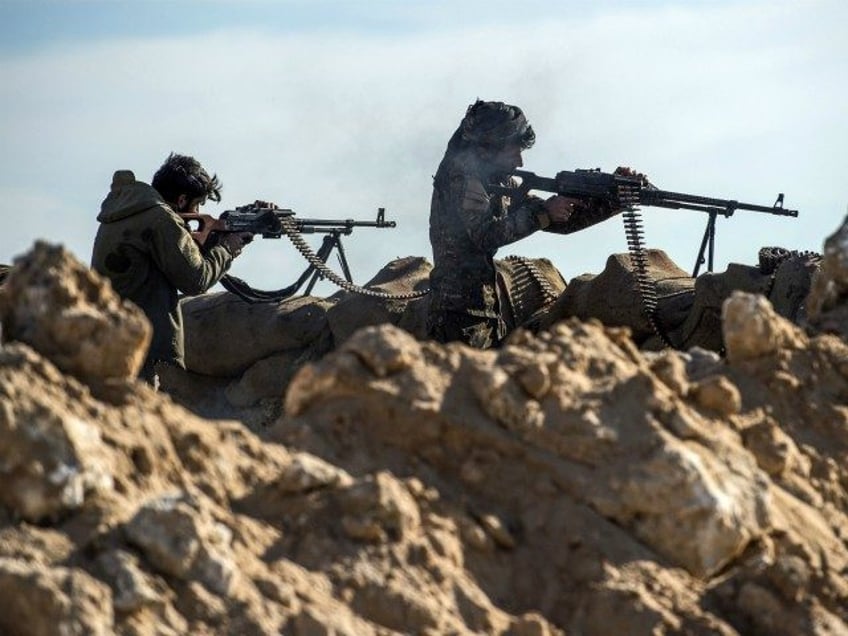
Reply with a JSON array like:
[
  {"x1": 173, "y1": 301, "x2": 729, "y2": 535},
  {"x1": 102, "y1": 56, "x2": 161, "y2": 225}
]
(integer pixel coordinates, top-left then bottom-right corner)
[{"x1": 0, "y1": 213, "x2": 844, "y2": 634}]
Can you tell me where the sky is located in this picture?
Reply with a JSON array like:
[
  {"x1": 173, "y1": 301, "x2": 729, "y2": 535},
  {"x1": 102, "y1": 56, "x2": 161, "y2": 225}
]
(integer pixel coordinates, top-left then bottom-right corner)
[{"x1": 1, "y1": 0, "x2": 846, "y2": 297}]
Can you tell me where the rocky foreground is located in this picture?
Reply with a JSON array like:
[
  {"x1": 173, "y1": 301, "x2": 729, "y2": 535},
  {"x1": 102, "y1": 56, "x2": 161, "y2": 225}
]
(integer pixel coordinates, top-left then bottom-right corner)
[{"x1": 0, "y1": 215, "x2": 846, "y2": 635}]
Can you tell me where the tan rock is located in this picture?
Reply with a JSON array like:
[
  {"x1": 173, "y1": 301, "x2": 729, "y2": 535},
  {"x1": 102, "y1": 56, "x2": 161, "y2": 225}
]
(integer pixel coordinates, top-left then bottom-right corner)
[
  {"x1": 689, "y1": 375, "x2": 742, "y2": 416},
  {"x1": 0, "y1": 242, "x2": 150, "y2": 381},
  {"x1": 0, "y1": 558, "x2": 114, "y2": 636},
  {"x1": 339, "y1": 472, "x2": 420, "y2": 543},
  {"x1": 1, "y1": 240, "x2": 847, "y2": 635},
  {"x1": 124, "y1": 491, "x2": 240, "y2": 596},
  {"x1": 723, "y1": 291, "x2": 807, "y2": 362},
  {"x1": 742, "y1": 418, "x2": 804, "y2": 477},
  {"x1": 807, "y1": 214, "x2": 848, "y2": 337},
  {"x1": 0, "y1": 345, "x2": 114, "y2": 522}
]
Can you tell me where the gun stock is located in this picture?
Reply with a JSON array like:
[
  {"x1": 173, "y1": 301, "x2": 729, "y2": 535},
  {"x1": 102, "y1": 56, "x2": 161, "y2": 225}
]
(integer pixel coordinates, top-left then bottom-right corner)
[
  {"x1": 179, "y1": 213, "x2": 229, "y2": 246},
  {"x1": 180, "y1": 206, "x2": 294, "y2": 245}
]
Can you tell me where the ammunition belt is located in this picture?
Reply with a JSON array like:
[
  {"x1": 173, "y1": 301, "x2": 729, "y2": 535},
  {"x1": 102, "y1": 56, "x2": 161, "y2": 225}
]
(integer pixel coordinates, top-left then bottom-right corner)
[
  {"x1": 278, "y1": 216, "x2": 430, "y2": 300},
  {"x1": 502, "y1": 255, "x2": 561, "y2": 324},
  {"x1": 758, "y1": 246, "x2": 822, "y2": 275},
  {"x1": 621, "y1": 185, "x2": 675, "y2": 348},
  {"x1": 757, "y1": 246, "x2": 822, "y2": 300}
]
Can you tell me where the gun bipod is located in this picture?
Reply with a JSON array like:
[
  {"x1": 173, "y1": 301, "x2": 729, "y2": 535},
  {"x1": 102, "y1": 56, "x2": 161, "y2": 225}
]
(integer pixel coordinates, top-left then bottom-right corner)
[{"x1": 223, "y1": 215, "x2": 430, "y2": 303}]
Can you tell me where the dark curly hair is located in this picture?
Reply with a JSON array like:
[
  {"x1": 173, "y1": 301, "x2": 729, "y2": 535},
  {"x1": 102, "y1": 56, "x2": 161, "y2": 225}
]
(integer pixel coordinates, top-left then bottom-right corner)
[
  {"x1": 151, "y1": 153, "x2": 222, "y2": 205},
  {"x1": 445, "y1": 99, "x2": 536, "y2": 154}
]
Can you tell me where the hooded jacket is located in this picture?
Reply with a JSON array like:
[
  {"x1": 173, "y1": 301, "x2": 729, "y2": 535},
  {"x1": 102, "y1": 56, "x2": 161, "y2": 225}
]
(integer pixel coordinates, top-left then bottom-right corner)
[{"x1": 91, "y1": 170, "x2": 233, "y2": 377}]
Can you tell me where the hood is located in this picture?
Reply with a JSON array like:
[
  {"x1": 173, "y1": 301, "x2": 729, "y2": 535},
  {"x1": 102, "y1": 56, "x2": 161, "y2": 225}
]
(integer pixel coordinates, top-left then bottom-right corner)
[{"x1": 97, "y1": 170, "x2": 168, "y2": 222}]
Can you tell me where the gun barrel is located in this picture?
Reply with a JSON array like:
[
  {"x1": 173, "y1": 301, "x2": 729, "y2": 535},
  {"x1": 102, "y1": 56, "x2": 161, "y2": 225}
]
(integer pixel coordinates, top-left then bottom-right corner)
[
  {"x1": 642, "y1": 189, "x2": 798, "y2": 217},
  {"x1": 295, "y1": 218, "x2": 396, "y2": 228}
]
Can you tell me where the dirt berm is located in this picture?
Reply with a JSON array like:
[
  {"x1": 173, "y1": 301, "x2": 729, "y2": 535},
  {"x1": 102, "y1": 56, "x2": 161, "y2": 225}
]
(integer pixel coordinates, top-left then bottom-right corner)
[{"x1": 0, "y1": 212, "x2": 846, "y2": 635}]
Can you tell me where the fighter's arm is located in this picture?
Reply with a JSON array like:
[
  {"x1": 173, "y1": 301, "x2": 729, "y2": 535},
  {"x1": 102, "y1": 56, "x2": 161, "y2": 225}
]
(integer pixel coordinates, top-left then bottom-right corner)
[
  {"x1": 458, "y1": 176, "x2": 547, "y2": 252},
  {"x1": 148, "y1": 207, "x2": 235, "y2": 295}
]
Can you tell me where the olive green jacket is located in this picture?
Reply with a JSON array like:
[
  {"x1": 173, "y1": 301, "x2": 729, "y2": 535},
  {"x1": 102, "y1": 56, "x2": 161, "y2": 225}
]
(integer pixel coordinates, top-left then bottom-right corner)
[{"x1": 91, "y1": 170, "x2": 233, "y2": 378}]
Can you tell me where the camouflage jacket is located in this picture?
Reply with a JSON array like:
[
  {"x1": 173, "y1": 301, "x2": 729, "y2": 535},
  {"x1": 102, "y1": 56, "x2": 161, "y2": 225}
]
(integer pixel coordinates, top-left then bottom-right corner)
[
  {"x1": 428, "y1": 148, "x2": 548, "y2": 318},
  {"x1": 429, "y1": 149, "x2": 623, "y2": 321},
  {"x1": 91, "y1": 170, "x2": 234, "y2": 373}
]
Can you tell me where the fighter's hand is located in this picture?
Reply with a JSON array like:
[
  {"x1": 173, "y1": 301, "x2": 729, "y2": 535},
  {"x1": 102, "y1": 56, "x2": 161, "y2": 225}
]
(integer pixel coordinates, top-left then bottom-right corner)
[
  {"x1": 614, "y1": 166, "x2": 652, "y2": 188},
  {"x1": 253, "y1": 199, "x2": 278, "y2": 209},
  {"x1": 220, "y1": 231, "x2": 254, "y2": 257},
  {"x1": 544, "y1": 195, "x2": 581, "y2": 224}
]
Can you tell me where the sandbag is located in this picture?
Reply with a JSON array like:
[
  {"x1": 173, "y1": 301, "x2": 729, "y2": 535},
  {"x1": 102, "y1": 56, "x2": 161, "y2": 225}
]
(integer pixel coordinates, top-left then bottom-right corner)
[
  {"x1": 182, "y1": 292, "x2": 333, "y2": 376},
  {"x1": 540, "y1": 249, "x2": 695, "y2": 343},
  {"x1": 326, "y1": 256, "x2": 432, "y2": 345}
]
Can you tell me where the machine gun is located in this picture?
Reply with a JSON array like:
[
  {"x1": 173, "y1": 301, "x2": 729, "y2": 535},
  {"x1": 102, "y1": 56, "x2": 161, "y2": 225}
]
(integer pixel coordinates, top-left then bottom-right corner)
[
  {"x1": 493, "y1": 168, "x2": 799, "y2": 276},
  {"x1": 181, "y1": 203, "x2": 395, "y2": 245},
  {"x1": 180, "y1": 204, "x2": 401, "y2": 301}
]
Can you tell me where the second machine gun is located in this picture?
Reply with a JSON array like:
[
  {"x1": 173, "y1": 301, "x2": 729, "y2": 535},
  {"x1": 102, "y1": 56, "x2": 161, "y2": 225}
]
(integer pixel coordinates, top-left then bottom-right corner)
[
  {"x1": 490, "y1": 167, "x2": 801, "y2": 349},
  {"x1": 491, "y1": 168, "x2": 799, "y2": 276},
  {"x1": 181, "y1": 204, "x2": 398, "y2": 301}
]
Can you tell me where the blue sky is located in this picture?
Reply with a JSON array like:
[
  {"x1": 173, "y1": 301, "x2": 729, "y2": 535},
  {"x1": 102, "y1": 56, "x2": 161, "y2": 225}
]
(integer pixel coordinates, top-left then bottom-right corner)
[
  {"x1": 1, "y1": 0, "x2": 846, "y2": 294},
  {"x1": 0, "y1": 1, "x2": 395, "y2": 51},
  {"x1": 0, "y1": 1, "x2": 668, "y2": 50}
]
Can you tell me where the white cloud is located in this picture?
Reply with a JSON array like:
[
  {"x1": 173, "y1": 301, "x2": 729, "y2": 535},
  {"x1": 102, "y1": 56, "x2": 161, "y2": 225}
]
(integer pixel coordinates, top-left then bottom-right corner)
[{"x1": 1, "y1": 0, "x2": 846, "y2": 294}]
